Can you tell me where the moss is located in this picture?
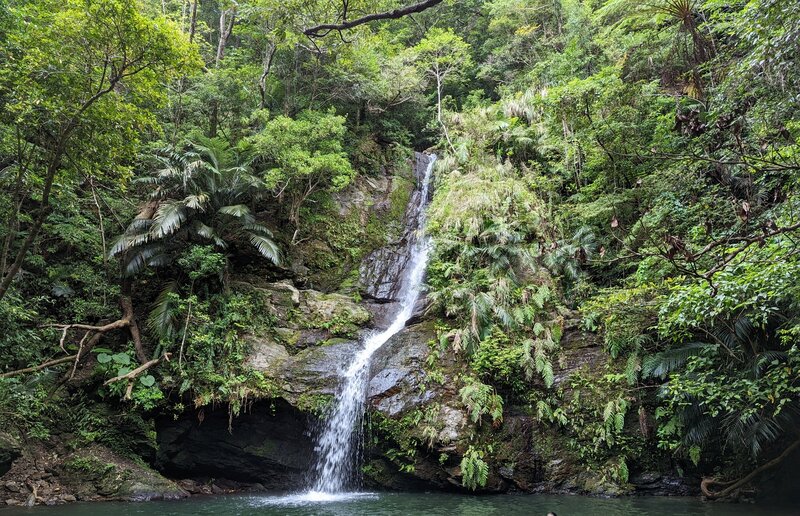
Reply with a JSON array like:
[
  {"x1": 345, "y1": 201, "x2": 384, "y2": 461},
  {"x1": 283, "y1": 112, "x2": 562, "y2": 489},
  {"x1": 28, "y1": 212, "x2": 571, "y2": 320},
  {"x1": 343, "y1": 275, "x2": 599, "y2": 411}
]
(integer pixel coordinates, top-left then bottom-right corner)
[
  {"x1": 294, "y1": 164, "x2": 416, "y2": 293},
  {"x1": 296, "y1": 393, "x2": 334, "y2": 416},
  {"x1": 299, "y1": 292, "x2": 371, "y2": 337},
  {"x1": 64, "y1": 456, "x2": 115, "y2": 479},
  {"x1": 274, "y1": 327, "x2": 301, "y2": 347}
]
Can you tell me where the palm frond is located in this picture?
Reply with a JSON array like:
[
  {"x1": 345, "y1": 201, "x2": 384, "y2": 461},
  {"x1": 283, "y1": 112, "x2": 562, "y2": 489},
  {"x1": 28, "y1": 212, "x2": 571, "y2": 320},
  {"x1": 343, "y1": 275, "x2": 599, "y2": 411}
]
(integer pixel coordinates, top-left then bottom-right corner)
[
  {"x1": 218, "y1": 204, "x2": 252, "y2": 217},
  {"x1": 248, "y1": 234, "x2": 281, "y2": 265},
  {"x1": 123, "y1": 243, "x2": 167, "y2": 276},
  {"x1": 147, "y1": 281, "x2": 181, "y2": 341},
  {"x1": 193, "y1": 221, "x2": 228, "y2": 248},
  {"x1": 642, "y1": 342, "x2": 709, "y2": 378},
  {"x1": 151, "y1": 202, "x2": 189, "y2": 239}
]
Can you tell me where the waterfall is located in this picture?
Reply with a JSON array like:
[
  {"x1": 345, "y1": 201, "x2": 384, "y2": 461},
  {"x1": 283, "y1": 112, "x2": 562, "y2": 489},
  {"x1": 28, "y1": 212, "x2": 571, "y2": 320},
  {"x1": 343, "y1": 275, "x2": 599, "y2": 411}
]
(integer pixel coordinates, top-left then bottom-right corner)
[{"x1": 307, "y1": 153, "x2": 436, "y2": 496}]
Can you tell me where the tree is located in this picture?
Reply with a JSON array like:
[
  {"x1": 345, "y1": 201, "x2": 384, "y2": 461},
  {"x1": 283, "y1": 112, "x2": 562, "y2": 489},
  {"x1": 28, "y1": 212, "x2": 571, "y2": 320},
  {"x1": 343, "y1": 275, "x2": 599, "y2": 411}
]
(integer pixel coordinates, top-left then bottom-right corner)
[
  {"x1": 248, "y1": 110, "x2": 353, "y2": 243},
  {"x1": 412, "y1": 28, "x2": 472, "y2": 151},
  {"x1": 111, "y1": 138, "x2": 280, "y2": 277},
  {"x1": 0, "y1": 0, "x2": 200, "y2": 302}
]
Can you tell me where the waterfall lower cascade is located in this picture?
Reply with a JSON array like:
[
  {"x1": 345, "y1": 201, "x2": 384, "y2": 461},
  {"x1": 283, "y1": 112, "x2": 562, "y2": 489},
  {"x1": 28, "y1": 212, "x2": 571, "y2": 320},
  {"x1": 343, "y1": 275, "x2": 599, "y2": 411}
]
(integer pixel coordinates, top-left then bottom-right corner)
[{"x1": 307, "y1": 153, "x2": 436, "y2": 498}]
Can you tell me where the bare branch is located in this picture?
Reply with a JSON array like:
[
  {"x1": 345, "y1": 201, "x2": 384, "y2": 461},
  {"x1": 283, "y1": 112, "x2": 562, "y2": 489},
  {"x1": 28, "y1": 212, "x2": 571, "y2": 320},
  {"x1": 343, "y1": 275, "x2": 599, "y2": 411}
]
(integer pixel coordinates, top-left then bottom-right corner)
[
  {"x1": 303, "y1": 0, "x2": 444, "y2": 37},
  {"x1": 0, "y1": 355, "x2": 77, "y2": 379},
  {"x1": 104, "y1": 353, "x2": 171, "y2": 387}
]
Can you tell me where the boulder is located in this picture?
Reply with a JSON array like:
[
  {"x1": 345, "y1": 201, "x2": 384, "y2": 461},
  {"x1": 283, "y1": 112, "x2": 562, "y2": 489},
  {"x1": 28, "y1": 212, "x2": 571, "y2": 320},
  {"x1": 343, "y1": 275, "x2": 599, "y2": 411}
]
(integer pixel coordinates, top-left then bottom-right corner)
[
  {"x1": 368, "y1": 322, "x2": 436, "y2": 416},
  {"x1": 278, "y1": 339, "x2": 360, "y2": 402}
]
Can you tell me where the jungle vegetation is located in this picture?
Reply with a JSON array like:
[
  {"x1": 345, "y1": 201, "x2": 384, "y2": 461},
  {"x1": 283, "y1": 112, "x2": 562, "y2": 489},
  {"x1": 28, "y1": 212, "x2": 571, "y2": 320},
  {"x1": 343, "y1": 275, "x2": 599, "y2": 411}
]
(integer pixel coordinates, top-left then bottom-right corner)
[{"x1": 1, "y1": 0, "x2": 799, "y2": 498}]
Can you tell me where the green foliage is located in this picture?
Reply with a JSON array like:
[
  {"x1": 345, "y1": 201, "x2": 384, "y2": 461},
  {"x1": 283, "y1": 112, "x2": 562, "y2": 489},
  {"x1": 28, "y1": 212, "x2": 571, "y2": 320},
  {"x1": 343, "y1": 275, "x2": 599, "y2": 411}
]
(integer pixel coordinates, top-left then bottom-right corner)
[
  {"x1": 470, "y1": 329, "x2": 524, "y2": 392},
  {"x1": 159, "y1": 291, "x2": 278, "y2": 415},
  {"x1": 459, "y1": 377, "x2": 504, "y2": 426},
  {"x1": 3, "y1": 0, "x2": 800, "y2": 491},
  {"x1": 111, "y1": 139, "x2": 280, "y2": 277},
  {"x1": 0, "y1": 376, "x2": 52, "y2": 439},
  {"x1": 248, "y1": 110, "x2": 354, "y2": 230},
  {"x1": 460, "y1": 445, "x2": 490, "y2": 491},
  {"x1": 427, "y1": 154, "x2": 561, "y2": 386},
  {"x1": 531, "y1": 368, "x2": 642, "y2": 486}
]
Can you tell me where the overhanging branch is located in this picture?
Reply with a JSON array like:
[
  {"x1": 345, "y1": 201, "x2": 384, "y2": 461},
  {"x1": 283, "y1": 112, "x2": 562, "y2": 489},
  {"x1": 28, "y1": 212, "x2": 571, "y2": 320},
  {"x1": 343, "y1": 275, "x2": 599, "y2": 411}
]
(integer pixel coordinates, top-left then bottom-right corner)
[{"x1": 303, "y1": 0, "x2": 444, "y2": 37}]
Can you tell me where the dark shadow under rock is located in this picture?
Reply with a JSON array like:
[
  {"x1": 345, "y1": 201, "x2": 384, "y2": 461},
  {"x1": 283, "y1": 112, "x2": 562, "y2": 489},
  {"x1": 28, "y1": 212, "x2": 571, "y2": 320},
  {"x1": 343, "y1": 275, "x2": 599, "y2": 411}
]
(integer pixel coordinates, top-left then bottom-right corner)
[{"x1": 155, "y1": 399, "x2": 313, "y2": 489}]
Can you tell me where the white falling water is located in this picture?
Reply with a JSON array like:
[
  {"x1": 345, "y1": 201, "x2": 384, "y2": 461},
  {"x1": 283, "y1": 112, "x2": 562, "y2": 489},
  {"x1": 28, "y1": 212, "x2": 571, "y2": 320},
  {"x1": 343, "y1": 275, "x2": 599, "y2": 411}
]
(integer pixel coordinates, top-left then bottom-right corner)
[{"x1": 307, "y1": 153, "x2": 436, "y2": 497}]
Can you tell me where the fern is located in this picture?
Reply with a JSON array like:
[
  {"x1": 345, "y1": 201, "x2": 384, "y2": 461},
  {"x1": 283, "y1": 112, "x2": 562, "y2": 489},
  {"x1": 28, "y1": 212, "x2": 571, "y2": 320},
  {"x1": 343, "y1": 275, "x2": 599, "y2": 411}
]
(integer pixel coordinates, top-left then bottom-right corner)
[
  {"x1": 459, "y1": 378, "x2": 503, "y2": 425},
  {"x1": 460, "y1": 446, "x2": 489, "y2": 491}
]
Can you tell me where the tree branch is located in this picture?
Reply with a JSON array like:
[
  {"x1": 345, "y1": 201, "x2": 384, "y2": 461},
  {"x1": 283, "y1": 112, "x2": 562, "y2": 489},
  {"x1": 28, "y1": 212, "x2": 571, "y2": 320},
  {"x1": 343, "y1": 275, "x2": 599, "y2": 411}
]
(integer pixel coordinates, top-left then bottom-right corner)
[
  {"x1": 303, "y1": 0, "x2": 444, "y2": 37},
  {"x1": 104, "y1": 353, "x2": 171, "y2": 387},
  {"x1": 701, "y1": 438, "x2": 800, "y2": 499},
  {"x1": 0, "y1": 355, "x2": 77, "y2": 379}
]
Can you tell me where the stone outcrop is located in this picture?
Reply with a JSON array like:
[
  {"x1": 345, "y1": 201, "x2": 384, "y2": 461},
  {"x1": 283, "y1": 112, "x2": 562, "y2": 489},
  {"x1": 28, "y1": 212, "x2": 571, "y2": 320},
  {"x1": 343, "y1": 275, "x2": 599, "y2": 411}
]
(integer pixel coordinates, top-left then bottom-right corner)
[
  {"x1": 1, "y1": 442, "x2": 186, "y2": 506},
  {"x1": 359, "y1": 153, "x2": 434, "y2": 303}
]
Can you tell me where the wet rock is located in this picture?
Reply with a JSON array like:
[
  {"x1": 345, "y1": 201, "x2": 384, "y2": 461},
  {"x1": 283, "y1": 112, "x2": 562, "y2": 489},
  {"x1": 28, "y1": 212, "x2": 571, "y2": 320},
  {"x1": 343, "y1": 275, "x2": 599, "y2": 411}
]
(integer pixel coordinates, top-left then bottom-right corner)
[
  {"x1": 277, "y1": 339, "x2": 359, "y2": 402},
  {"x1": 360, "y1": 245, "x2": 413, "y2": 302},
  {"x1": 359, "y1": 153, "x2": 434, "y2": 303},
  {"x1": 121, "y1": 480, "x2": 187, "y2": 502},
  {"x1": 553, "y1": 313, "x2": 606, "y2": 388},
  {"x1": 368, "y1": 322, "x2": 435, "y2": 416},
  {"x1": 630, "y1": 471, "x2": 697, "y2": 496}
]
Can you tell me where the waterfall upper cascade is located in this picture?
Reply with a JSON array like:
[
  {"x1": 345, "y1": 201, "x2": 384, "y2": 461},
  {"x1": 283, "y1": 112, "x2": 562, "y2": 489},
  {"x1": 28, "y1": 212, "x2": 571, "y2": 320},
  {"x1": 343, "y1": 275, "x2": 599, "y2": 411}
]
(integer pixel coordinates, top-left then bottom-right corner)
[{"x1": 306, "y1": 153, "x2": 437, "y2": 498}]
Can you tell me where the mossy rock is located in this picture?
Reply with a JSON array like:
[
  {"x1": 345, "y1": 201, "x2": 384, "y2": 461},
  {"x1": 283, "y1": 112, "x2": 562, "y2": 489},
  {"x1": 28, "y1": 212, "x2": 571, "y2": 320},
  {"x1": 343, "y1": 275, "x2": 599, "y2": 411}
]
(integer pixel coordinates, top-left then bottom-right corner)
[{"x1": 58, "y1": 446, "x2": 187, "y2": 501}]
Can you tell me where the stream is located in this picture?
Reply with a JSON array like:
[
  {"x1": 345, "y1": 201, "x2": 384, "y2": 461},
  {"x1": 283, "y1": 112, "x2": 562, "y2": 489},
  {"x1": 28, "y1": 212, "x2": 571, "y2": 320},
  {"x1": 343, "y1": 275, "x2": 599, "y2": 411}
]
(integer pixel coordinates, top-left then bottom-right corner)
[{"x1": 3, "y1": 492, "x2": 796, "y2": 515}]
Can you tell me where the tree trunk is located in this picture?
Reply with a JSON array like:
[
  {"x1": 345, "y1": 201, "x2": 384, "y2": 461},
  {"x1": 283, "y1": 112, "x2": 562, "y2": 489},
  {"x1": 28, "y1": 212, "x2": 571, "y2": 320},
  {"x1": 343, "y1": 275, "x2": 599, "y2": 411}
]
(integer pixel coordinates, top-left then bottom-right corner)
[
  {"x1": 435, "y1": 73, "x2": 456, "y2": 153},
  {"x1": 216, "y1": 4, "x2": 237, "y2": 68},
  {"x1": 0, "y1": 148, "x2": 62, "y2": 302},
  {"x1": 189, "y1": 0, "x2": 198, "y2": 43},
  {"x1": 259, "y1": 41, "x2": 277, "y2": 109}
]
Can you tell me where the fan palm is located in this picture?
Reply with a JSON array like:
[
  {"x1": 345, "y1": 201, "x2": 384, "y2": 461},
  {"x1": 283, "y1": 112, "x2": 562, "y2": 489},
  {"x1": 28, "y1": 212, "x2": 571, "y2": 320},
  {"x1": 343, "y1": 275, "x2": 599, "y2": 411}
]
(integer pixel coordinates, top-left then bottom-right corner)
[{"x1": 110, "y1": 139, "x2": 280, "y2": 276}]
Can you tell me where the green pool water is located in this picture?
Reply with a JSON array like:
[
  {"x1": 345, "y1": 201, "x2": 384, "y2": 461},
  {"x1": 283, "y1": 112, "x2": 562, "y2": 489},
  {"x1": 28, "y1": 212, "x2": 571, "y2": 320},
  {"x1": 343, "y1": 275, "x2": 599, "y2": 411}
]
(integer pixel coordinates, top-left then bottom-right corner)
[{"x1": 2, "y1": 492, "x2": 795, "y2": 515}]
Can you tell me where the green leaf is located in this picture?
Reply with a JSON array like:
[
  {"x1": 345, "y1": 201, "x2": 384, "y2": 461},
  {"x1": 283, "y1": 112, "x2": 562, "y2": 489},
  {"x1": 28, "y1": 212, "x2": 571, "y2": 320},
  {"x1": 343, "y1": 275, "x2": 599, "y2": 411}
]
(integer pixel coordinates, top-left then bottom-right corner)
[
  {"x1": 140, "y1": 375, "x2": 156, "y2": 387},
  {"x1": 689, "y1": 445, "x2": 702, "y2": 466},
  {"x1": 111, "y1": 353, "x2": 131, "y2": 365},
  {"x1": 97, "y1": 353, "x2": 112, "y2": 364}
]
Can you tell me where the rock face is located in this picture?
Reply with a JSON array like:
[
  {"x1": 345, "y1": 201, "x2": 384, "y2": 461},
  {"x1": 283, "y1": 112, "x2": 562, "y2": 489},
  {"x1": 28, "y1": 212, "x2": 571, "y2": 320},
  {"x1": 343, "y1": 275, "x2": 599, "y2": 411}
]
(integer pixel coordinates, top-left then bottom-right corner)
[
  {"x1": 0, "y1": 434, "x2": 20, "y2": 477},
  {"x1": 156, "y1": 399, "x2": 313, "y2": 489},
  {"x1": 152, "y1": 295, "x2": 666, "y2": 497},
  {"x1": 360, "y1": 153, "x2": 434, "y2": 303},
  {"x1": 368, "y1": 322, "x2": 436, "y2": 416}
]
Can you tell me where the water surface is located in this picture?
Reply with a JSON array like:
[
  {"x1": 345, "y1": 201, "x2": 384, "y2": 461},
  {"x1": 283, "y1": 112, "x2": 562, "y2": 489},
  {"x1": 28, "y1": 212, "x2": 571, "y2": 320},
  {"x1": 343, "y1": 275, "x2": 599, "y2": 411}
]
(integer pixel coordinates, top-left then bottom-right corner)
[{"x1": 4, "y1": 492, "x2": 794, "y2": 516}]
